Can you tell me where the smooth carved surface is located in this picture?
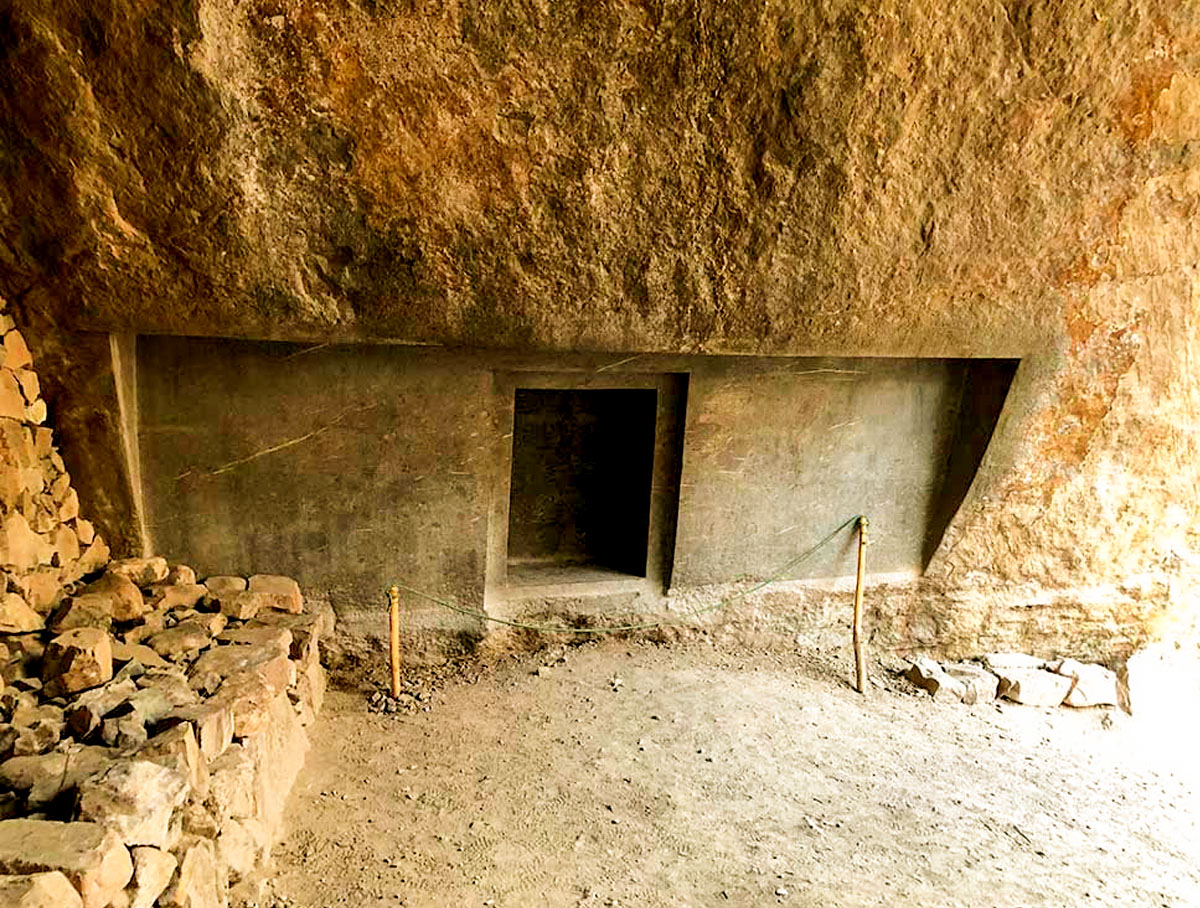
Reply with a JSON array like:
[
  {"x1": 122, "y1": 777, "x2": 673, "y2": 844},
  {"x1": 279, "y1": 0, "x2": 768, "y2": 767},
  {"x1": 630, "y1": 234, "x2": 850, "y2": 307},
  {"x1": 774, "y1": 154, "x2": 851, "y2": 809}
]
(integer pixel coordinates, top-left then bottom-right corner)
[{"x1": 1, "y1": 1, "x2": 1198, "y2": 653}]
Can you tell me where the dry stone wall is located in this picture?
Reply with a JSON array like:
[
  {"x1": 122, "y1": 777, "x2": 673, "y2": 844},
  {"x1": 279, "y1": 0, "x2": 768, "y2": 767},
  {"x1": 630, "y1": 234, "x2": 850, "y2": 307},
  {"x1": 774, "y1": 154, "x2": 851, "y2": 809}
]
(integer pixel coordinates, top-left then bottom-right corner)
[{"x1": 0, "y1": 559, "x2": 331, "y2": 908}]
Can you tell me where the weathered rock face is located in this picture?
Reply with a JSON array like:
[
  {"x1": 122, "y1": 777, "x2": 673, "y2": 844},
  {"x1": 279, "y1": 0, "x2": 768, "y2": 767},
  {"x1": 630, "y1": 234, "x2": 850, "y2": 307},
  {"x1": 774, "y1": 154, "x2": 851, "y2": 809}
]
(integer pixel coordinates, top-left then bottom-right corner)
[
  {"x1": 0, "y1": 0, "x2": 1191, "y2": 352},
  {"x1": 0, "y1": 1, "x2": 1198, "y2": 657}
]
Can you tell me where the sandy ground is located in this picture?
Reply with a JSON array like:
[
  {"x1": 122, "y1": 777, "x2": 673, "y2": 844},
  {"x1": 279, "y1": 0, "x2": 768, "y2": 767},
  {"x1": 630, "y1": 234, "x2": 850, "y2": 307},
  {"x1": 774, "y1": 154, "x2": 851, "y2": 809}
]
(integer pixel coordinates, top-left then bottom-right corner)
[{"x1": 260, "y1": 641, "x2": 1200, "y2": 908}]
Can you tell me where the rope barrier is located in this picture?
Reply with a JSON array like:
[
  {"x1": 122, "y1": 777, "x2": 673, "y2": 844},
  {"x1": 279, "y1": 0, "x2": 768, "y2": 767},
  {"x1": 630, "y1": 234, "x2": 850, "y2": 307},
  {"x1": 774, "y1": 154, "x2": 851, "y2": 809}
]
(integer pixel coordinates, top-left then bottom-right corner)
[{"x1": 389, "y1": 515, "x2": 865, "y2": 637}]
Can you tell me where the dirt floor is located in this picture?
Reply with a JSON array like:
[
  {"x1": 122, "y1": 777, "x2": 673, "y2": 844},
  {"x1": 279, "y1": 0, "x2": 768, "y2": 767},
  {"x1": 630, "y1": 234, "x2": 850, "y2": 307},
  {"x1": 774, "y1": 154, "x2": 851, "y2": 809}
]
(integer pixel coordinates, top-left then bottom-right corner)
[{"x1": 258, "y1": 640, "x2": 1200, "y2": 908}]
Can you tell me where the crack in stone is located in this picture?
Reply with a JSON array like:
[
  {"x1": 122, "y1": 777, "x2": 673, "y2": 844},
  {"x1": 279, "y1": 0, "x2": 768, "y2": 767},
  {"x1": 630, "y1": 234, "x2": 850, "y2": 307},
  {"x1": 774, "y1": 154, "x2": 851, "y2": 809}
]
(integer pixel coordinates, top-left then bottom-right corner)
[{"x1": 175, "y1": 403, "x2": 378, "y2": 481}]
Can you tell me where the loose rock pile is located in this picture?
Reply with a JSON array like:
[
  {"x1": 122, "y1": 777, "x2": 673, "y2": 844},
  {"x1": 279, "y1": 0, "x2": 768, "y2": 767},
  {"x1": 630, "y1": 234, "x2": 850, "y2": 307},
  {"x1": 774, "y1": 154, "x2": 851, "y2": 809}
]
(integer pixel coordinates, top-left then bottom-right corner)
[
  {"x1": 905, "y1": 652, "x2": 1123, "y2": 709},
  {"x1": 0, "y1": 556, "x2": 331, "y2": 908}
]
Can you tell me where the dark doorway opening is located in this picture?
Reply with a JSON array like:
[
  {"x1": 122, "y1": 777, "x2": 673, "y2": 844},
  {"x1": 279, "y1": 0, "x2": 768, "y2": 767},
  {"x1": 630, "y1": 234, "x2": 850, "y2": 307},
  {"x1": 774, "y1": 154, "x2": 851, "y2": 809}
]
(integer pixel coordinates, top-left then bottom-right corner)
[{"x1": 506, "y1": 388, "x2": 658, "y2": 585}]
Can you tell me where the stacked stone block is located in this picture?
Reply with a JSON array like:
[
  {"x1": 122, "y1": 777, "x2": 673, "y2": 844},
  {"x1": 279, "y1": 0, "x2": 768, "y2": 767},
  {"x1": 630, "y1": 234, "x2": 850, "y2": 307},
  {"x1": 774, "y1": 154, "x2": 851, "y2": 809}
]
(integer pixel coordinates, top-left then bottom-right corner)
[{"x1": 0, "y1": 559, "x2": 331, "y2": 907}]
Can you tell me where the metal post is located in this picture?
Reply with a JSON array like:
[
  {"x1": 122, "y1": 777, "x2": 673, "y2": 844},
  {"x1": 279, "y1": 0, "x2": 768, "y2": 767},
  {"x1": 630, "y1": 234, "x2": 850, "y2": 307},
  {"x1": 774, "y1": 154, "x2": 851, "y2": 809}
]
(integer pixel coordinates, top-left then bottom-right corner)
[
  {"x1": 388, "y1": 585, "x2": 402, "y2": 698},
  {"x1": 852, "y1": 517, "x2": 869, "y2": 694}
]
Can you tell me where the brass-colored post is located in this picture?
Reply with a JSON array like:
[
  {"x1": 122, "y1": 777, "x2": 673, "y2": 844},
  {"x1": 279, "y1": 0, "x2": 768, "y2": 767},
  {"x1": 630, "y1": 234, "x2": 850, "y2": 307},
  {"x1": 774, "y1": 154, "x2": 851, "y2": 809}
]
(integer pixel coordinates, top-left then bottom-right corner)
[
  {"x1": 852, "y1": 517, "x2": 869, "y2": 694},
  {"x1": 388, "y1": 585, "x2": 402, "y2": 698}
]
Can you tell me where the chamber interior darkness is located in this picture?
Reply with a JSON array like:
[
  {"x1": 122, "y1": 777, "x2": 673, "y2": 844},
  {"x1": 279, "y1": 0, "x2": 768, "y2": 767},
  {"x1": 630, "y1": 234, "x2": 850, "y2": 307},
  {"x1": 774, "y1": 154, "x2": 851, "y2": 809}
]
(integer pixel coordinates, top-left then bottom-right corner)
[{"x1": 506, "y1": 388, "x2": 658, "y2": 582}]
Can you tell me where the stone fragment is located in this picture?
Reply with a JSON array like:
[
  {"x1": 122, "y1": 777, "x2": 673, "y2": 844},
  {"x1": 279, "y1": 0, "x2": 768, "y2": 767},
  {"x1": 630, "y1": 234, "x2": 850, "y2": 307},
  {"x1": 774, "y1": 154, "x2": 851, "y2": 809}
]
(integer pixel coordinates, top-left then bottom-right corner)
[
  {"x1": 9, "y1": 705, "x2": 63, "y2": 756},
  {"x1": 10, "y1": 703, "x2": 60, "y2": 731},
  {"x1": 215, "y1": 626, "x2": 291, "y2": 654},
  {"x1": 124, "y1": 686, "x2": 177, "y2": 727},
  {"x1": 942, "y1": 662, "x2": 1000, "y2": 705},
  {"x1": 12, "y1": 572, "x2": 62, "y2": 615},
  {"x1": 201, "y1": 577, "x2": 245, "y2": 601},
  {"x1": 50, "y1": 472, "x2": 70, "y2": 500},
  {"x1": 0, "y1": 746, "x2": 114, "y2": 806},
  {"x1": 244, "y1": 693, "x2": 308, "y2": 841},
  {"x1": 165, "y1": 702, "x2": 233, "y2": 761},
  {"x1": 146, "y1": 584, "x2": 206, "y2": 612},
  {"x1": 2, "y1": 333, "x2": 31, "y2": 371},
  {"x1": 28, "y1": 496, "x2": 56, "y2": 534},
  {"x1": 0, "y1": 871, "x2": 83, "y2": 908},
  {"x1": 0, "y1": 688, "x2": 35, "y2": 720},
  {"x1": 0, "y1": 594, "x2": 42, "y2": 633},
  {"x1": 0, "y1": 820, "x2": 132, "y2": 908},
  {"x1": 123, "y1": 612, "x2": 166, "y2": 646},
  {"x1": 126, "y1": 847, "x2": 176, "y2": 908},
  {"x1": 166, "y1": 565, "x2": 196, "y2": 586},
  {"x1": 23, "y1": 401, "x2": 45, "y2": 426},
  {"x1": 904, "y1": 657, "x2": 965, "y2": 701},
  {"x1": 245, "y1": 612, "x2": 324, "y2": 665},
  {"x1": 0, "y1": 421, "x2": 36, "y2": 471},
  {"x1": 73, "y1": 519, "x2": 95, "y2": 546},
  {"x1": 58, "y1": 488, "x2": 79, "y2": 523},
  {"x1": 246, "y1": 575, "x2": 302, "y2": 614},
  {"x1": 0, "y1": 373, "x2": 24, "y2": 423},
  {"x1": 82, "y1": 574, "x2": 147, "y2": 623},
  {"x1": 147, "y1": 622, "x2": 212, "y2": 660},
  {"x1": 12, "y1": 369, "x2": 37, "y2": 404},
  {"x1": 66, "y1": 678, "x2": 139, "y2": 738},
  {"x1": 138, "y1": 725, "x2": 208, "y2": 799},
  {"x1": 995, "y1": 668, "x2": 1073, "y2": 707},
  {"x1": 111, "y1": 642, "x2": 169, "y2": 670},
  {"x1": 188, "y1": 643, "x2": 293, "y2": 697},
  {"x1": 134, "y1": 669, "x2": 198, "y2": 709},
  {"x1": 48, "y1": 594, "x2": 114, "y2": 634},
  {"x1": 215, "y1": 819, "x2": 260, "y2": 882},
  {"x1": 10, "y1": 728, "x2": 54, "y2": 760},
  {"x1": 169, "y1": 612, "x2": 225, "y2": 637},
  {"x1": 0, "y1": 514, "x2": 50, "y2": 573},
  {"x1": 42, "y1": 629, "x2": 113, "y2": 697},
  {"x1": 217, "y1": 592, "x2": 261, "y2": 621},
  {"x1": 1052, "y1": 658, "x2": 1121, "y2": 708},
  {"x1": 160, "y1": 839, "x2": 222, "y2": 908},
  {"x1": 0, "y1": 727, "x2": 15, "y2": 760},
  {"x1": 179, "y1": 803, "x2": 221, "y2": 839},
  {"x1": 76, "y1": 539, "x2": 110, "y2": 577},
  {"x1": 30, "y1": 425, "x2": 49, "y2": 455},
  {"x1": 203, "y1": 746, "x2": 256, "y2": 825},
  {"x1": 78, "y1": 760, "x2": 189, "y2": 849},
  {"x1": 52, "y1": 524, "x2": 80, "y2": 566},
  {"x1": 13, "y1": 370, "x2": 37, "y2": 405},
  {"x1": 100, "y1": 714, "x2": 148, "y2": 751},
  {"x1": 106, "y1": 558, "x2": 168, "y2": 587},
  {"x1": 295, "y1": 661, "x2": 325, "y2": 725},
  {"x1": 208, "y1": 675, "x2": 275, "y2": 738}
]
